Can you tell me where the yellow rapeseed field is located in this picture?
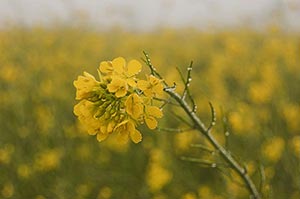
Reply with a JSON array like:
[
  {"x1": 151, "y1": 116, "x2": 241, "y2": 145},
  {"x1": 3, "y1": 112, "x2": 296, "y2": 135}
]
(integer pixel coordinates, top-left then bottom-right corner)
[{"x1": 0, "y1": 26, "x2": 299, "y2": 199}]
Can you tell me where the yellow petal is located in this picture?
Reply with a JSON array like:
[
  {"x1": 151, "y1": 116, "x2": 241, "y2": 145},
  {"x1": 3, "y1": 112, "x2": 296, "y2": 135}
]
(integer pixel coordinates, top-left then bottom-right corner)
[
  {"x1": 112, "y1": 57, "x2": 126, "y2": 74},
  {"x1": 149, "y1": 75, "x2": 161, "y2": 85},
  {"x1": 143, "y1": 89, "x2": 152, "y2": 97},
  {"x1": 74, "y1": 101, "x2": 95, "y2": 121},
  {"x1": 146, "y1": 106, "x2": 163, "y2": 118},
  {"x1": 134, "y1": 104, "x2": 144, "y2": 119},
  {"x1": 73, "y1": 101, "x2": 84, "y2": 116},
  {"x1": 107, "y1": 121, "x2": 116, "y2": 133},
  {"x1": 107, "y1": 78, "x2": 123, "y2": 92},
  {"x1": 127, "y1": 78, "x2": 137, "y2": 87},
  {"x1": 125, "y1": 94, "x2": 143, "y2": 118},
  {"x1": 107, "y1": 77, "x2": 128, "y2": 97},
  {"x1": 127, "y1": 59, "x2": 142, "y2": 76},
  {"x1": 145, "y1": 117, "x2": 158, "y2": 129},
  {"x1": 107, "y1": 83, "x2": 119, "y2": 93},
  {"x1": 97, "y1": 133, "x2": 109, "y2": 142},
  {"x1": 127, "y1": 120, "x2": 142, "y2": 143},
  {"x1": 114, "y1": 119, "x2": 129, "y2": 130},
  {"x1": 130, "y1": 129, "x2": 142, "y2": 143},
  {"x1": 87, "y1": 128, "x2": 98, "y2": 135},
  {"x1": 115, "y1": 88, "x2": 127, "y2": 98},
  {"x1": 100, "y1": 125, "x2": 107, "y2": 134},
  {"x1": 74, "y1": 72, "x2": 99, "y2": 100},
  {"x1": 117, "y1": 130, "x2": 129, "y2": 143},
  {"x1": 83, "y1": 71, "x2": 96, "y2": 80},
  {"x1": 99, "y1": 61, "x2": 113, "y2": 74},
  {"x1": 137, "y1": 80, "x2": 149, "y2": 91},
  {"x1": 153, "y1": 83, "x2": 164, "y2": 96},
  {"x1": 127, "y1": 120, "x2": 136, "y2": 130}
]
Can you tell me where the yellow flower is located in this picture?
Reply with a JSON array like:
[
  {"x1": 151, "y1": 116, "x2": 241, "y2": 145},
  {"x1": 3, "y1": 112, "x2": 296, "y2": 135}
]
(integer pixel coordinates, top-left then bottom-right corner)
[
  {"x1": 74, "y1": 99, "x2": 115, "y2": 141},
  {"x1": 74, "y1": 100, "x2": 99, "y2": 134},
  {"x1": 107, "y1": 77, "x2": 128, "y2": 98},
  {"x1": 73, "y1": 72, "x2": 100, "y2": 100},
  {"x1": 74, "y1": 57, "x2": 164, "y2": 144},
  {"x1": 114, "y1": 119, "x2": 142, "y2": 143},
  {"x1": 99, "y1": 57, "x2": 125, "y2": 75},
  {"x1": 100, "y1": 57, "x2": 143, "y2": 98},
  {"x1": 100, "y1": 57, "x2": 142, "y2": 76},
  {"x1": 137, "y1": 75, "x2": 164, "y2": 97},
  {"x1": 144, "y1": 105, "x2": 163, "y2": 129},
  {"x1": 125, "y1": 93, "x2": 143, "y2": 119},
  {"x1": 99, "y1": 60, "x2": 114, "y2": 74}
]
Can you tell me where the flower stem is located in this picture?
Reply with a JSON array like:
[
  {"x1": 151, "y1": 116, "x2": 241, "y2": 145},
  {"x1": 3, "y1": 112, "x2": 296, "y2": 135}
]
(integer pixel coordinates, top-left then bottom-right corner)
[{"x1": 164, "y1": 87, "x2": 261, "y2": 199}]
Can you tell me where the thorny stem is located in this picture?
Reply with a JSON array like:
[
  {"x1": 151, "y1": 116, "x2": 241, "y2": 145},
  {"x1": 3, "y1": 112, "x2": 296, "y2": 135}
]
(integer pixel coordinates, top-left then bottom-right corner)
[{"x1": 164, "y1": 87, "x2": 261, "y2": 199}]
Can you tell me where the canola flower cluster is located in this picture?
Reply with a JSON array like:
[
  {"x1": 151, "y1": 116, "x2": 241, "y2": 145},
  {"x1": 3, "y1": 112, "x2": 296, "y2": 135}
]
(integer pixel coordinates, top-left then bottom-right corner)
[{"x1": 73, "y1": 57, "x2": 164, "y2": 143}]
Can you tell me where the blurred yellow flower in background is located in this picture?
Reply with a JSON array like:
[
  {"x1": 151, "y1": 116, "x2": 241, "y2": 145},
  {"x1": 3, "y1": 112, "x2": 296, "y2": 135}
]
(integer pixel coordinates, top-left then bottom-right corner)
[
  {"x1": 290, "y1": 136, "x2": 300, "y2": 157},
  {"x1": 146, "y1": 149, "x2": 172, "y2": 193},
  {"x1": 17, "y1": 164, "x2": 31, "y2": 178},
  {"x1": 1, "y1": 182, "x2": 14, "y2": 198},
  {"x1": 97, "y1": 186, "x2": 112, "y2": 199},
  {"x1": 147, "y1": 162, "x2": 172, "y2": 192},
  {"x1": 181, "y1": 192, "x2": 197, "y2": 199},
  {"x1": 228, "y1": 103, "x2": 256, "y2": 135},
  {"x1": 34, "y1": 149, "x2": 62, "y2": 172},
  {"x1": 261, "y1": 136, "x2": 285, "y2": 163},
  {"x1": 282, "y1": 103, "x2": 300, "y2": 133},
  {"x1": 76, "y1": 183, "x2": 91, "y2": 198},
  {"x1": 0, "y1": 144, "x2": 14, "y2": 165}
]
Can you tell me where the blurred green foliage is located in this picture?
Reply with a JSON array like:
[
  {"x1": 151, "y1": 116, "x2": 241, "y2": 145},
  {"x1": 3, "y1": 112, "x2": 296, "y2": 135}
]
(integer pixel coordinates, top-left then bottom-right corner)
[{"x1": 0, "y1": 26, "x2": 299, "y2": 199}]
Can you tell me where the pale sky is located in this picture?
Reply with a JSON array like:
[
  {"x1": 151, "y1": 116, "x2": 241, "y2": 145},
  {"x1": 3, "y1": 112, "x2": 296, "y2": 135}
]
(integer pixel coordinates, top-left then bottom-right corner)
[{"x1": 0, "y1": 0, "x2": 299, "y2": 31}]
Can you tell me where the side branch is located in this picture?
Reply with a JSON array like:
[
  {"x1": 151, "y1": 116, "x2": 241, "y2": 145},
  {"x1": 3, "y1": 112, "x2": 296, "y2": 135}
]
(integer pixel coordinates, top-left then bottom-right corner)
[{"x1": 163, "y1": 87, "x2": 261, "y2": 199}]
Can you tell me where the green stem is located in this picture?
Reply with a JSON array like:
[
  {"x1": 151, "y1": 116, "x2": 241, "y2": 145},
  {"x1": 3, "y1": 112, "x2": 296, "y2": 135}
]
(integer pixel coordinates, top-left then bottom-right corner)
[{"x1": 164, "y1": 87, "x2": 261, "y2": 199}]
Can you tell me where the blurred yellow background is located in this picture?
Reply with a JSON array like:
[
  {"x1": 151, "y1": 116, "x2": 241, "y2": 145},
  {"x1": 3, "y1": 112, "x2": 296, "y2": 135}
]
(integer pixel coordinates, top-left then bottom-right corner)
[{"x1": 0, "y1": 26, "x2": 299, "y2": 199}]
